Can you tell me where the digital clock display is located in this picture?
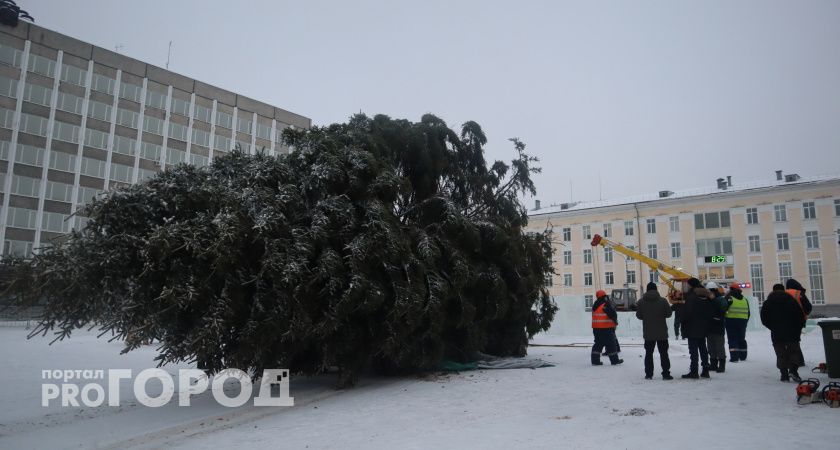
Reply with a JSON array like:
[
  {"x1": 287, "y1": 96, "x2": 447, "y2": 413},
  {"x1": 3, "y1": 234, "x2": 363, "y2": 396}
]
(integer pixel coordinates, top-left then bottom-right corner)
[{"x1": 704, "y1": 255, "x2": 726, "y2": 263}]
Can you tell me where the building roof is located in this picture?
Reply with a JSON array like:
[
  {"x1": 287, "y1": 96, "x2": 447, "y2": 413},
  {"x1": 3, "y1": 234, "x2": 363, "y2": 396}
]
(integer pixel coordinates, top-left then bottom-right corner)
[{"x1": 530, "y1": 173, "x2": 840, "y2": 217}]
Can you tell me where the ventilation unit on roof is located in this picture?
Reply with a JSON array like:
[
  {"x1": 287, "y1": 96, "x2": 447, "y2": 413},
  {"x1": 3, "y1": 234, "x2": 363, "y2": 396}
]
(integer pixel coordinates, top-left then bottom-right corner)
[
  {"x1": 659, "y1": 190, "x2": 674, "y2": 198},
  {"x1": 784, "y1": 174, "x2": 801, "y2": 182},
  {"x1": 560, "y1": 202, "x2": 578, "y2": 210},
  {"x1": 716, "y1": 178, "x2": 728, "y2": 190}
]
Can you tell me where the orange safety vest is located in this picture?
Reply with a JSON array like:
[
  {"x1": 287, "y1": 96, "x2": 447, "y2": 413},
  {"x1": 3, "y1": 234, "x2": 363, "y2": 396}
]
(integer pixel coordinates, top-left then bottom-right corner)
[
  {"x1": 592, "y1": 304, "x2": 616, "y2": 329},
  {"x1": 786, "y1": 289, "x2": 808, "y2": 320}
]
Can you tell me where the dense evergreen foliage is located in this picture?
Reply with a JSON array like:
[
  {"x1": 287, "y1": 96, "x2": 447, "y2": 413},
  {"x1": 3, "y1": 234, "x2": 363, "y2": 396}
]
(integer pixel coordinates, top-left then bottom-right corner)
[{"x1": 6, "y1": 114, "x2": 556, "y2": 387}]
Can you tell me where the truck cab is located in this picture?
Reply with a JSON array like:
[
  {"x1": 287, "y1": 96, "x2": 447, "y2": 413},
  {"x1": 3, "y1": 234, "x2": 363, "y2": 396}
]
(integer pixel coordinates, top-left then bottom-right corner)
[{"x1": 610, "y1": 288, "x2": 639, "y2": 311}]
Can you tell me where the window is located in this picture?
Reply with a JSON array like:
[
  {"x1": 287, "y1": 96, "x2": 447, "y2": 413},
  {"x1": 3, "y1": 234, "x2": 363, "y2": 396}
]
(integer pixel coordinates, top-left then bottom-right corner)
[
  {"x1": 113, "y1": 135, "x2": 136, "y2": 156},
  {"x1": 171, "y1": 97, "x2": 190, "y2": 116},
  {"x1": 0, "y1": 75, "x2": 17, "y2": 98},
  {"x1": 87, "y1": 100, "x2": 112, "y2": 121},
  {"x1": 80, "y1": 157, "x2": 106, "y2": 178},
  {"x1": 603, "y1": 223, "x2": 612, "y2": 238},
  {"x1": 169, "y1": 122, "x2": 188, "y2": 141},
  {"x1": 60, "y1": 64, "x2": 86, "y2": 87},
  {"x1": 140, "y1": 141, "x2": 161, "y2": 161},
  {"x1": 191, "y1": 128, "x2": 210, "y2": 147},
  {"x1": 116, "y1": 108, "x2": 139, "y2": 128},
  {"x1": 52, "y1": 121, "x2": 80, "y2": 143},
  {"x1": 11, "y1": 175, "x2": 41, "y2": 197},
  {"x1": 91, "y1": 73, "x2": 115, "y2": 95},
  {"x1": 214, "y1": 134, "x2": 231, "y2": 151},
  {"x1": 583, "y1": 249, "x2": 592, "y2": 264},
  {"x1": 696, "y1": 238, "x2": 733, "y2": 256},
  {"x1": 776, "y1": 233, "x2": 789, "y2": 251},
  {"x1": 166, "y1": 147, "x2": 186, "y2": 165},
  {"x1": 119, "y1": 82, "x2": 143, "y2": 103},
  {"x1": 750, "y1": 264, "x2": 765, "y2": 306},
  {"x1": 670, "y1": 242, "x2": 681, "y2": 259},
  {"x1": 563, "y1": 251, "x2": 572, "y2": 265},
  {"x1": 27, "y1": 54, "x2": 56, "y2": 77},
  {"x1": 695, "y1": 211, "x2": 730, "y2": 230},
  {"x1": 237, "y1": 115, "x2": 253, "y2": 134},
  {"x1": 835, "y1": 199, "x2": 840, "y2": 216},
  {"x1": 669, "y1": 216, "x2": 679, "y2": 232},
  {"x1": 57, "y1": 91, "x2": 84, "y2": 115},
  {"x1": 604, "y1": 247, "x2": 613, "y2": 263},
  {"x1": 0, "y1": 139, "x2": 8, "y2": 159},
  {"x1": 562, "y1": 227, "x2": 571, "y2": 241},
  {"x1": 808, "y1": 261, "x2": 825, "y2": 305},
  {"x1": 19, "y1": 113, "x2": 49, "y2": 137},
  {"x1": 45, "y1": 181, "x2": 73, "y2": 203},
  {"x1": 582, "y1": 225, "x2": 591, "y2": 240},
  {"x1": 748, "y1": 235, "x2": 761, "y2": 253},
  {"x1": 0, "y1": 107, "x2": 14, "y2": 129},
  {"x1": 805, "y1": 231, "x2": 819, "y2": 249},
  {"x1": 138, "y1": 168, "x2": 157, "y2": 181},
  {"x1": 746, "y1": 207, "x2": 758, "y2": 225},
  {"x1": 190, "y1": 153, "x2": 209, "y2": 168},
  {"x1": 110, "y1": 163, "x2": 133, "y2": 183},
  {"x1": 6, "y1": 207, "x2": 37, "y2": 229},
  {"x1": 41, "y1": 212, "x2": 70, "y2": 233},
  {"x1": 649, "y1": 271, "x2": 657, "y2": 284},
  {"x1": 646, "y1": 218, "x2": 656, "y2": 234},
  {"x1": 646, "y1": 244, "x2": 657, "y2": 259},
  {"x1": 3, "y1": 240, "x2": 33, "y2": 258},
  {"x1": 584, "y1": 294, "x2": 594, "y2": 309},
  {"x1": 584, "y1": 272, "x2": 593, "y2": 286},
  {"x1": 77, "y1": 186, "x2": 103, "y2": 204},
  {"x1": 605, "y1": 272, "x2": 614, "y2": 285},
  {"x1": 802, "y1": 202, "x2": 816, "y2": 220},
  {"x1": 778, "y1": 262, "x2": 792, "y2": 285},
  {"x1": 545, "y1": 274, "x2": 553, "y2": 288},
  {"x1": 0, "y1": 44, "x2": 23, "y2": 67},
  {"x1": 626, "y1": 270, "x2": 636, "y2": 285},
  {"x1": 23, "y1": 83, "x2": 52, "y2": 106},
  {"x1": 143, "y1": 115, "x2": 164, "y2": 135},
  {"x1": 256, "y1": 122, "x2": 272, "y2": 140},
  {"x1": 563, "y1": 274, "x2": 572, "y2": 287},
  {"x1": 236, "y1": 140, "x2": 251, "y2": 153},
  {"x1": 215, "y1": 110, "x2": 233, "y2": 129},
  {"x1": 194, "y1": 104, "x2": 212, "y2": 123},
  {"x1": 15, "y1": 144, "x2": 45, "y2": 167},
  {"x1": 49, "y1": 151, "x2": 76, "y2": 172},
  {"x1": 774, "y1": 204, "x2": 787, "y2": 222},
  {"x1": 84, "y1": 128, "x2": 109, "y2": 149},
  {"x1": 145, "y1": 89, "x2": 167, "y2": 109}
]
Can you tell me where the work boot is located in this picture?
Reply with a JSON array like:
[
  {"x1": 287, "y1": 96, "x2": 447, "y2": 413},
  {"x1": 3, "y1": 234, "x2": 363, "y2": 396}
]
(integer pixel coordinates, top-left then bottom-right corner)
[
  {"x1": 716, "y1": 359, "x2": 725, "y2": 373},
  {"x1": 681, "y1": 371, "x2": 699, "y2": 379},
  {"x1": 729, "y1": 356, "x2": 738, "y2": 363},
  {"x1": 790, "y1": 369, "x2": 801, "y2": 383},
  {"x1": 709, "y1": 359, "x2": 719, "y2": 371},
  {"x1": 779, "y1": 368, "x2": 789, "y2": 382},
  {"x1": 610, "y1": 358, "x2": 624, "y2": 366},
  {"x1": 644, "y1": 375, "x2": 653, "y2": 380},
  {"x1": 591, "y1": 353, "x2": 603, "y2": 366},
  {"x1": 662, "y1": 373, "x2": 674, "y2": 380},
  {"x1": 700, "y1": 367, "x2": 711, "y2": 378}
]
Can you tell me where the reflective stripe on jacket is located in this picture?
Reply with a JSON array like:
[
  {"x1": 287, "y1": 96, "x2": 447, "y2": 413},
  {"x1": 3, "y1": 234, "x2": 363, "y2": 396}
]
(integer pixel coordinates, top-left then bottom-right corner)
[
  {"x1": 592, "y1": 304, "x2": 616, "y2": 329},
  {"x1": 726, "y1": 296, "x2": 750, "y2": 320}
]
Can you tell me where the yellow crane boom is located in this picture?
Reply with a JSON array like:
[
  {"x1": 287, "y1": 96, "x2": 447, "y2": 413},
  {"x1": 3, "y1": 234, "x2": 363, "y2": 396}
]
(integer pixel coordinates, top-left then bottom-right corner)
[{"x1": 591, "y1": 234, "x2": 694, "y2": 303}]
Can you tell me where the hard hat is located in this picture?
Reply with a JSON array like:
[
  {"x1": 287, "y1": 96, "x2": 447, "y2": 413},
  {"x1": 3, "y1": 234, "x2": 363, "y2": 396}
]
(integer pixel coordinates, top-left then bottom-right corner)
[
  {"x1": 730, "y1": 282, "x2": 741, "y2": 290},
  {"x1": 596, "y1": 290, "x2": 607, "y2": 298},
  {"x1": 705, "y1": 281, "x2": 718, "y2": 290}
]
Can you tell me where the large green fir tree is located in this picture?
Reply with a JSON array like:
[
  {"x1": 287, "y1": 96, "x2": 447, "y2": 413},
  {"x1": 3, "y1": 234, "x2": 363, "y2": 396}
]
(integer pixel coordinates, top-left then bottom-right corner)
[{"x1": 6, "y1": 114, "x2": 556, "y2": 387}]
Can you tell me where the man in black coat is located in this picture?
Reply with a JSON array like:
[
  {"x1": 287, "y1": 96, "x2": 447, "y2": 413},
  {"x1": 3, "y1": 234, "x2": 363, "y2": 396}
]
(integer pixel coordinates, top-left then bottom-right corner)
[
  {"x1": 761, "y1": 283, "x2": 807, "y2": 382},
  {"x1": 681, "y1": 278, "x2": 714, "y2": 379},
  {"x1": 636, "y1": 282, "x2": 673, "y2": 380}
]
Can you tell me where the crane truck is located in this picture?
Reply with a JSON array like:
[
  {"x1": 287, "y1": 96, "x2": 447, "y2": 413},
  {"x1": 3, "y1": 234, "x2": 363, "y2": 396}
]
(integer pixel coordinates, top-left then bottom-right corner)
[{"x1": 590, "y1": 233, "x2": 694, "y2": 311}]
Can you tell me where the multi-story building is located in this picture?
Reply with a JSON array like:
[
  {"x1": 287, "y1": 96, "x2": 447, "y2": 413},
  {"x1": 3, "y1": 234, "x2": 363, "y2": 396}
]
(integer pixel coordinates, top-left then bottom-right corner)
[
  {"x1": 0, "y1": 21, "x2": 310, "y2": 258},
  {"x1": 528, "y1": 172, "x2": 840, "y2": 316}
]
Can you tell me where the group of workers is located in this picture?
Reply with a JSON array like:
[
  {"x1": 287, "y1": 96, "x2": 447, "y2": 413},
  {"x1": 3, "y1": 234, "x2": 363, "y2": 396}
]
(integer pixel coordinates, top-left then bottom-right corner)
[{"x1": 591, "y1": 278, "x2": 813, "y2": 382}]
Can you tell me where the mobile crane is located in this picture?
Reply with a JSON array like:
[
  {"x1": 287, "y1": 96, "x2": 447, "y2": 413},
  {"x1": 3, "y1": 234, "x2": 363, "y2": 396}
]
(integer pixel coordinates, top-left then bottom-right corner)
[{"x1": 590, "y1": 234, "x2": 694, "y2": 310}]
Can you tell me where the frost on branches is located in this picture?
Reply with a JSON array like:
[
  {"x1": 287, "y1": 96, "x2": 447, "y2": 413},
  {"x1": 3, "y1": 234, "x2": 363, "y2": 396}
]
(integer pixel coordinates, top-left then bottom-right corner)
[{"x1": 4, "y1": 114, "x2": 556, "y2": 387}]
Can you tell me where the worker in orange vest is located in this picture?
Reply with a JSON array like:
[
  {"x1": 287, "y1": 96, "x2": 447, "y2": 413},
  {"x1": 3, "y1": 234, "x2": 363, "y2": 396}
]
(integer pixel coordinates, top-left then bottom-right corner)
[
  {"x1": 591, "y1": 290, "x2": 623, "y2": 366},
  {"x1": 784, "y1": 278, "x2": 813, "y2": 324}
]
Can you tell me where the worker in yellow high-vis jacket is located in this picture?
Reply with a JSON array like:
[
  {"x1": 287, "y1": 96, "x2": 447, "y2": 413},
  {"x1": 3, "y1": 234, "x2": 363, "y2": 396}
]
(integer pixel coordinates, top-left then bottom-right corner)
[{"x1": 725, "y1": 283, "x2": 750, "y2": 363}]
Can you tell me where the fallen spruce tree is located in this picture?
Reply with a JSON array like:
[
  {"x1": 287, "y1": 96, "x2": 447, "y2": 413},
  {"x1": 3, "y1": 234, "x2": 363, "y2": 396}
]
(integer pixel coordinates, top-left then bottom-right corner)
[{"x1": 5, "y1": 114, "x2": 556, "y2": 387}]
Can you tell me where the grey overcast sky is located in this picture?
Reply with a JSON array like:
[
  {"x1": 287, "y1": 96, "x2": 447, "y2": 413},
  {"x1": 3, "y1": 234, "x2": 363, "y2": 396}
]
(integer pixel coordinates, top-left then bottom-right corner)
[{"x1": 27, "y1": 0, "x2": 840, "y2": 206}]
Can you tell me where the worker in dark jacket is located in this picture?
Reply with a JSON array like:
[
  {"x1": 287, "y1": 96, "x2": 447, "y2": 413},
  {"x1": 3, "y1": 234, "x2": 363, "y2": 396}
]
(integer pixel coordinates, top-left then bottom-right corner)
[
  {"x1": 681, "y1": 278, "x2": 714, "y2": 379},
  {"x1": 705, "y1": 282, "x2": 729, "y2": 373},
  {"x1": 762, "y1": 284, "x2": 807, "y2": 382},
  {"x1": 636, "y1": 282, "x2": 673, "y2": 380},
  {"x1": 725, "y1": 283, "x2": 751, "y2": 362},
  {"x1": 785, "y1": 278, "x2": 813, "y2": 325},
  {"x1": 591, "y1": 290, "x2": 623, "y2": 366}
]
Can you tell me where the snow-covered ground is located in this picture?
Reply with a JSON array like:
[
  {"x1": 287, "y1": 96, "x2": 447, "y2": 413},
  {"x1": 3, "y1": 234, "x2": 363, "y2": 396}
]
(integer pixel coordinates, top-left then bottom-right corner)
[{"x1": 0, "y1": 324, "x2": 837, "y2": 449}]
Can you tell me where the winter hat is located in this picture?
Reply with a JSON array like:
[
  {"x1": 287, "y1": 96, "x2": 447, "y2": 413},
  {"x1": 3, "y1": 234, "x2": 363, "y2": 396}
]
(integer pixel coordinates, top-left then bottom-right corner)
[
  {"x1": 785, "y1": 278, "x2": 804, "y2": 292},
  {"x1": 705, "y1": 281, "x2": 719, "y2": 290},
  {"x1": 646, "y1": 282, "x2": 657, "y2": 291},
  {"x1": 687, "y1": 278, "x2": 701, "y2": 288},
  {"x1": 596, "y1": 289, "x2": 607, "y2": 298},
  {"x1": 772, "y1": 283, "x2": 785, "y2": 291}
]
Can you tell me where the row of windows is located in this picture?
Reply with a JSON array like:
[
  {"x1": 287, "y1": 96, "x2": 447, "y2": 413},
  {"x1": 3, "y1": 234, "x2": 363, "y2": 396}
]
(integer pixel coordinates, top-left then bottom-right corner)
[
  {"x1": 750, "y1": 261, "x2": 825, "y2": 305},
  {"x1": 557, "y1": 270, "x2": 638, "y2": 288},
  {"x1": 5, "y1": 206, "x2": 71, "y2": 233}
]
